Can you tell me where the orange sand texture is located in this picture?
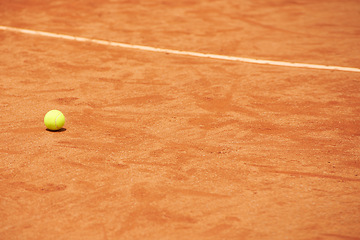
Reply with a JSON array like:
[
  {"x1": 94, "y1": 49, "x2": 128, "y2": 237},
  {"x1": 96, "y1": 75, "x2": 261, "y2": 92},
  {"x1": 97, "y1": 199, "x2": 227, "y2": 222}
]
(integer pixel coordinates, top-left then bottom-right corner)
[{"x1": 1, "y1": 1, "x2": 360, "y2": 239}]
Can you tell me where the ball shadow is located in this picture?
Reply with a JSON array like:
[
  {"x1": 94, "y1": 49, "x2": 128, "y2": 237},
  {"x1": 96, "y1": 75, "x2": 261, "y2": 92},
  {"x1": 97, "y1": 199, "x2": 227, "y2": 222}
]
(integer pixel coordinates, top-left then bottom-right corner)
[{"x1": 46, "y1": 128, "x2": 67, "y2": 132}]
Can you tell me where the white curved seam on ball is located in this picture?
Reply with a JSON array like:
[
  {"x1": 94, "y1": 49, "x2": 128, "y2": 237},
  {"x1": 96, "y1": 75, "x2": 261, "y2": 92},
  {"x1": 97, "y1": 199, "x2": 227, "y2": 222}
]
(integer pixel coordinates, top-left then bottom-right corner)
[{"x1": 55, "y1": 113, "x2": 61, "y2": 129}]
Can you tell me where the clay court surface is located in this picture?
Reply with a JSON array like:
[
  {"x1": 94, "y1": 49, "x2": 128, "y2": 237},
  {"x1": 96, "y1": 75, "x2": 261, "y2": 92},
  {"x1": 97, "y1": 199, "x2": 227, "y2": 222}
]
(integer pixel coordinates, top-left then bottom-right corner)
[{"x1": 1, "y1": 1, "x2": 360, "y2": 239}]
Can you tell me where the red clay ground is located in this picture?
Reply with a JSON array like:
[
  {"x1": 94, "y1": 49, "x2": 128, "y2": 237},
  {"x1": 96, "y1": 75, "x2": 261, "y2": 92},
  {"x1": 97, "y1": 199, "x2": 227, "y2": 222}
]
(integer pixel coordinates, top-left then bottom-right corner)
[{"x1": 0, "y1": 1, "x2": 360, "y2": 240}]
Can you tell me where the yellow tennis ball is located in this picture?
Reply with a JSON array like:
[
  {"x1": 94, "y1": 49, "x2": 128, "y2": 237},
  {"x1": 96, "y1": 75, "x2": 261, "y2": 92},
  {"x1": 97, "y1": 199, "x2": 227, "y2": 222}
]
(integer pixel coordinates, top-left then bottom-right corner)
[{"x1": 44, "y1": 110, "x2": 65, "y2": 131}]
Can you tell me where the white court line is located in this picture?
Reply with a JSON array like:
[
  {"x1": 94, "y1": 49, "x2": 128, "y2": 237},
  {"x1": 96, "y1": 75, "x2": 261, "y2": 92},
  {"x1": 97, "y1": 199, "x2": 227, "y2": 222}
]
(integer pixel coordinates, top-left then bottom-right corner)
[{"x1": 1, "y1": 25, "x2": 360, "y2": 73}]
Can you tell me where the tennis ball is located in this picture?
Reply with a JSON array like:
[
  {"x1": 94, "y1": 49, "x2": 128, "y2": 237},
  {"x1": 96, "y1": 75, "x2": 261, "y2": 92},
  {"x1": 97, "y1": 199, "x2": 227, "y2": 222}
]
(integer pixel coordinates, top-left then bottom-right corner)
[{"x1": 44, "y1": 110, "x2": 65, "y2": 131}]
